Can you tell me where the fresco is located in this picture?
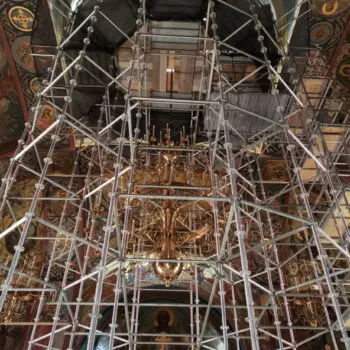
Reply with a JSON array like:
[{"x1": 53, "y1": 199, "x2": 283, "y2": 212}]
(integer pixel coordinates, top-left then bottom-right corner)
[
  {"x1": 0, "y1": 0, "x2": 60, "y2": 156},
  {"x1": 0, "y1": 95, "x2": 24, "y2": 144},
  {"x1": 11, "y1": 35, "x2": 36, "y2": 73},
  {"x1": 311, "y1": 0, "x2": 350, "y2": 17},
  {"x1": 36, "y1": 104, "x2": 55, "y2": 131},
  {"x1": 0, "y1": 1, "x2": 38, "y2": 109},
  {"x1": 0, "y1": 0, "x2": 348, "y2": 155},
  {"x1": 0, "y1": 39, "x2": 25, "y2": 148},
  {"x1": 8, "y1": 6, "x2": 35, "y2": 32},
  {"x1": 309, "y1": 11, "x2": 348, "y2": 57},
  {"x1": 306, "y1": 1, "x2": 350, "y2": 98},
  {"x1": 335, "y1": 31, "x2": 350, "y2": 90}
]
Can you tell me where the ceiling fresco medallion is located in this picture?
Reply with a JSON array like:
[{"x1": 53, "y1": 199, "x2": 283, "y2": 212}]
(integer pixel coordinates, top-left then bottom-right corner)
[
  {"x1": 8, "y1": 6, "x2": 34, "y2": 32},
  {"x1": 312, "y1": 0, "x2": 350, "y2": 16},
  {"x1": 337, "y1": 56, "x2": 350, "y2": 82},
  {"x1": 310, "y1": 17, "x2": 345, "y2": 51},
  {"x1": 310, "y1": 21, "x2": 334, "y2": 46},
  {"x1": 29, "y1": 77, "x2": 41, "y2": 95},
  {"x1": 335, "y1": 42, "x2": 350, "y2": 90}
]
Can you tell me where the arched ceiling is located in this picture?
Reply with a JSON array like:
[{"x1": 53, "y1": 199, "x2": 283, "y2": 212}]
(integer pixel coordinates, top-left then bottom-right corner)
[
  {"x1": 0, "y1": 0, "x2": 348, "y2": 264},
  {"x1": 0, "y1": 2, "x2": 349, "y2": 348},
  {"x1": 0, "y1": 0, "x2": 348, "y2": 158}
]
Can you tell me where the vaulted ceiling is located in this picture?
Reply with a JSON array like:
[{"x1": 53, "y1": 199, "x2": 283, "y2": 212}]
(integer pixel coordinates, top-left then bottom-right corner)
[
  {"x1": 0, "y1": 1, "x2": 349, "y2": 349},
  {"x1": 0, "y1": 0, "x2": 348, "y2": 159}
]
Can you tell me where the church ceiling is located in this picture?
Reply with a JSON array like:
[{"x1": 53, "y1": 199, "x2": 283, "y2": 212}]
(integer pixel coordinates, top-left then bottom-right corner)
[
  {"x1": 0, "y1": 0, "x2": 348, "y2": 270},
  {"x1": 309, "y1": 0, "x2": 349, "y2": 91},
  {"x1": 0, "y1": 0, "x2": 54, "y2": 155},
  {"x1": 0, "y1": 1, "x2": 348, "y2": 349},
  {"x1": 0, "y1": 1, "x2": 348, "y2": 157}
]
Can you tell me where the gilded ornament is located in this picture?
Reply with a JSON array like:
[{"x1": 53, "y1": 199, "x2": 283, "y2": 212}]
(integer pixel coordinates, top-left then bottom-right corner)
[{"x1": 8, "y1": 6, "x2": 34, "y2": 32}]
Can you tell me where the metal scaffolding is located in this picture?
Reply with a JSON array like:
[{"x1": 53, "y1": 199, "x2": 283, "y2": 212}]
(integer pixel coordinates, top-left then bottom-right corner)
[{"x1": 0, "y1": 0, "x2": 349, "y2": 349}]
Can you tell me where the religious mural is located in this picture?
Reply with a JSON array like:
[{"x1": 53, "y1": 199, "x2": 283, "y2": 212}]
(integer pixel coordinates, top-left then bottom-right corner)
[
  {"x1": 0, "y1": 0, "x2": 38, "y2": 108},
  {"x1": 309, "y1": 5, "x2": 349, "y2": 57},
  {"x1": 310, "y1": 17, "x2": 346, "y2": 51},
  {"x1": 309, "y1": 0, "x2": 350, "y2": 92},
  {"x1": 0, "y1": 0, "x2": 58, "y2": 155},
  {"x1": 335, "y1": 31, "x2": 350, "y2": 90},
  {"x1": 0, "y1": 95, "x2": 24, "y2": 145},
  {"x1": 312, "y1": 0, "x2": 349, "y2": 17},
  {"x1": 8, "y1": 6, "x2": 35, "y2": 32},
  {"x1": 0, "y1": 0, "x2": 348, "y2": 157},
  {"x1": 0, "y1": 40, "x2": 25, "y2": 148}
]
